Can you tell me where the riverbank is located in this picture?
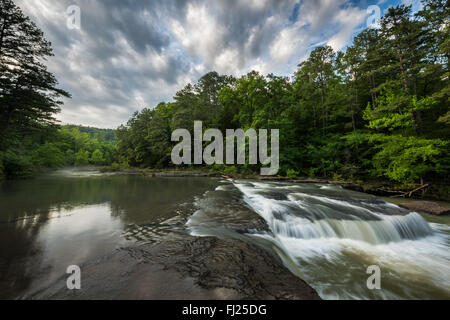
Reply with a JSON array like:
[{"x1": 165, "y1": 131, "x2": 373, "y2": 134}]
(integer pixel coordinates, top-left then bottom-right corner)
[{"x1": 100, "y1": 166, "x2": 450, "y2": 202}]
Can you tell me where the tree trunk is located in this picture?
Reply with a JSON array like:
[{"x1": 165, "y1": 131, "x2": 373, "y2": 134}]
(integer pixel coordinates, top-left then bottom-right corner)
[
  {"x1": 321, "y1": 89, "x2": 325, "y2": 136},
  {"x1": 312, "y1": 103, "x2": 317, "y2": 129},
  {"x1": 370, "y1": 75, "x2": 376, "y2": 107},
  {"x1": 396, "y1": 44, "x2": 409, "y2": 93},
  {"x1": 0, "y1": 17, "x2": 7, "y2": 56}
]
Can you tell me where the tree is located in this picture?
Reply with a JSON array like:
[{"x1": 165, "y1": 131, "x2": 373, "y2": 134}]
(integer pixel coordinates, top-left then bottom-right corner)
[
  {"x1": 295, "y1": 46, "x2": 337, "y2": 136},
  {"x1": 346, "y1": 28, "x2": 386, "y2": 108},
  {"x1": 363, "y1": 84, "x2": 446, "y2": 183},
  {"x1": 368, "y1": 134, "x2": 447, "y2": 184},
  {"x1": 91, "y1": 149, "x2": 106, "y2": 165},
  {"x1": 75, "y1": 150, "x2": 90, "y2": 166},
  {"x1": 113, "y1": 0, "x2": 449, "y2": 187},
  {"x1": 194, "y1": 72, "x2": 235, "y2": 126},
  {"x1": 146, "y1": 103, "x2": 172, "y2": 167},
  {"x1": 32, "y1": 142, "x2": 66, "y2": 168},
  {"x1": 0, "y1": 0, "x2": 70, "y2": 149}
]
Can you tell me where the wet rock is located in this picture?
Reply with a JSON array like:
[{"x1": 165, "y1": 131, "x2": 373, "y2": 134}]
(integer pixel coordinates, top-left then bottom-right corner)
[
  {"x1": 29, "y1": 233, "x2": 320, "y2": 300},
  {"x1": 146, "y1": 236, "x2": 321, "y2": 300},
  {"x1": 399, "y1": 201, "x2": 450, "y2": 216}
]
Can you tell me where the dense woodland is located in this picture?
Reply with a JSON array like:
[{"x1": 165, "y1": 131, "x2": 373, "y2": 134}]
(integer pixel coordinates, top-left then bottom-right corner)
[
  {"x1": 0, "y1": 0, "x2": 116, "y2": 178},
  {"x1": 117, "y1": 1, "x2": 449, "y2": 185},
  {"x1": 0, "y1": 123, "x2": 117, "y2": 178},
  {"x1": 1, "y1": 0, "x2": 449, "y2": 187}
]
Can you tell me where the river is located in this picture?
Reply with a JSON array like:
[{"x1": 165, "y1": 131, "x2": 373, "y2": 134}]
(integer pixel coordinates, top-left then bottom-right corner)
[{"x1": 0, "y1": 168, "x2": 449, "y2": 299}]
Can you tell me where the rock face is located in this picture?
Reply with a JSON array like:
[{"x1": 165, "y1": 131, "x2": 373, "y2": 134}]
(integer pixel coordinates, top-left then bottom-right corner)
[
  {"x1": 27, "y1": 234, "x2": 320, "y2": 300},
  {"x1": 158, "y1": 236, "x2": 321, "y2": 300},
  {"x1": 399, "y1": 201, "x2": 450, "y2": 216}
]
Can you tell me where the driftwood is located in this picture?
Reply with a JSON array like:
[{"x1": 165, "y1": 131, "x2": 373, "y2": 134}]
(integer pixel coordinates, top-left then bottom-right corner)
[
  {"x1": 391, "y1": 184, "x2": 429, "y2": 198},
  {"x1": 376, "y1": 188, "x2": 404, "y2": 195}
]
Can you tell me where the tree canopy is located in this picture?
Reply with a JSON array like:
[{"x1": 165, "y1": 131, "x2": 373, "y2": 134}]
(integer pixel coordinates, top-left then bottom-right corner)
[
  {"x1": 116, "y1": 1, "x2": 449, "y2": 185},
  {"x1": 1, "y1": 0, "x2": 448, "y2": 188}
]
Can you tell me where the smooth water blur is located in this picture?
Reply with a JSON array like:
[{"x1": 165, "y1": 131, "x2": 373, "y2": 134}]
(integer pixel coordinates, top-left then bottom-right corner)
[
  {"x1": 0, "y1": 168, "x2": 219, "y2": 299},
  {"x1": 188, "y1": 181, "x2": 450, "y2": 300},
  {"x1": 1, "y1": 169, "x2": 449, "y2": 300}
]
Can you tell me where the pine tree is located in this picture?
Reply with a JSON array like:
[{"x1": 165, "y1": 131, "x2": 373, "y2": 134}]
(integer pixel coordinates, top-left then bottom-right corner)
[{"x1": 0, "y1": 0, "x2": 70, "y2": 149}]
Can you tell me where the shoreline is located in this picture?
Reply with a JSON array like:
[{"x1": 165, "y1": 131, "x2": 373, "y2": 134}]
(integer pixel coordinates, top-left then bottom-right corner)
[
  {"x1": 99, "y1": 166, "x2": 450, "y2": 203},
  {"x1": 99, "y1": 166, "x2": 450, "y2": 216}
]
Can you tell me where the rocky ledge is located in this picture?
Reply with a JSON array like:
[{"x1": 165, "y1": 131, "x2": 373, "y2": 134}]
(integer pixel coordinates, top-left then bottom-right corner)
[
  {"x1": 399, "y1": 201, "x2": 450, "y2": 216},
  {"x1": 28, "y1": 235, "x2": 320, "y2": 300}
]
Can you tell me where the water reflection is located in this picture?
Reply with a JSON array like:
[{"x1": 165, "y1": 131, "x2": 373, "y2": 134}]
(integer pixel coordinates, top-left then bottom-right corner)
[{"x1": 0, "y1": 168, "x2": 219, "y2": 299}]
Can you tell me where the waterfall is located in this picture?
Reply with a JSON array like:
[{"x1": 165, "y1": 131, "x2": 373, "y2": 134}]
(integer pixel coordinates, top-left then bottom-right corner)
[
  {"x1": 234, "y1": 182, "x2": 433, "y2": 245},
  {"x1": 188, "y1": 180, "x2": 450, "y2": 299}
]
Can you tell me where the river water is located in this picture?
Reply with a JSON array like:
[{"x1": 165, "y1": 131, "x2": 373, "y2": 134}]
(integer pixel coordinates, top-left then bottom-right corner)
[{"x1": 0, "y1": 168, "x2": 449, "y2": 299}]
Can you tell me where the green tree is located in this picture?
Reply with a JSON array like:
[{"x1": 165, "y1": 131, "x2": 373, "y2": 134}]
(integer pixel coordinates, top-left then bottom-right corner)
[
  {"x1": 75, "y1": 150, "x2": 90, "y2": 166},
  {"x1": 369, "y1": 134, "x2": 447, "y2": 184},
  {"x1": 0, "y1": 0, "x2": 70, "y2": 148},
  {"x1": 32, "y1": 143, "x2": 66, "y2": 168},
  {"x1": 91, "y1": 149, "x2": 106, "y2": 165},
  {"x1": 113, "y1": 0, "x2": 449, "y2": 187}
]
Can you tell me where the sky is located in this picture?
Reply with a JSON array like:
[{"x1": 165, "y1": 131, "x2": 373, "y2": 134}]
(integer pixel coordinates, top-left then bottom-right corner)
[{"x1": 15, "y1": 0, "x2": 423, "y2": 128}]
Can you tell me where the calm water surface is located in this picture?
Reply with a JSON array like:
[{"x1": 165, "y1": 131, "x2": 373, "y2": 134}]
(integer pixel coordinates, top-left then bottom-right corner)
[{"x1": 0, "y1": 168, "x2": 218, "y2": 298}]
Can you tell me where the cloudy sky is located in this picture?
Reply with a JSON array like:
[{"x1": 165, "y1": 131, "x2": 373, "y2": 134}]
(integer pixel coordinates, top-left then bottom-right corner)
[{"x1": 16, "y1": 0, "x2": 422, "y2": 128}]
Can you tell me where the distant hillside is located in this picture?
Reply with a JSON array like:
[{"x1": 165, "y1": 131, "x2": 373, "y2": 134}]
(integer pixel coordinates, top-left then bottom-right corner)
[{"x1": 63, "y1": 125, "x2": 116, "y2": 143}]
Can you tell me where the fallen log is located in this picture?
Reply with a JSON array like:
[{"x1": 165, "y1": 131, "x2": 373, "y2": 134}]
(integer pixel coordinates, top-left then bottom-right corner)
[{"x1": 391, "y1": 184, "x2": 429, "y2": 198}]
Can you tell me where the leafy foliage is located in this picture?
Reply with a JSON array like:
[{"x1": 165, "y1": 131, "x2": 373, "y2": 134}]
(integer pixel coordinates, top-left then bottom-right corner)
[
  {"x1": 1, "y1": 0, "x2": 448, "y2": 186},
  {"x1": 116, "y1": 1, "x2": 449, "y2": 185}
]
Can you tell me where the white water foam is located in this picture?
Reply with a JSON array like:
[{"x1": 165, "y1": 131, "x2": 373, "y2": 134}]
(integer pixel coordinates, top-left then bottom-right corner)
[{"x1": 234, "y1": 181, "x2": 450, "y2": 299}]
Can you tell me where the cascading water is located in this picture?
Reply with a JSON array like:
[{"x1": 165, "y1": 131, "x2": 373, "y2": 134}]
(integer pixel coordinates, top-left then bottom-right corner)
[
  {"x1": 187, "y1": 180, "x2": 450, "y2": 300},
  {"x1": 235, "y1": 182, "x2": 433, "y2": 245}
]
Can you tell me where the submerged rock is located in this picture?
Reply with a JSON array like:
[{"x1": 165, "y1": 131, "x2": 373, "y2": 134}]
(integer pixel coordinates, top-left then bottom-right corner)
[
  {"x1": 27, "y1": 233, "x2": 320, "y2": 300},
  {"x1": 160, "y1": 236, "x2": 321, "y2": 300},
  {"x1": 399, "y1": 201, "x2": 450, "y2": 216}
]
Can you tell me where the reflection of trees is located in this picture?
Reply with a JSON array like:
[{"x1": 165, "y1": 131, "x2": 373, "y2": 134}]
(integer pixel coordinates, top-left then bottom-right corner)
[
  {"x1": 0, "y1": 176, "x2": 219, "y2": 223},
  {"x1": 0, "y1": 223, "x2": 41, "y2": 299},
  {"x1": 109, "y1": 177, "x2": 219, "y2": 224},
  {"x1": 0, "y1": 175, "x2": 218, "y2": 298}
]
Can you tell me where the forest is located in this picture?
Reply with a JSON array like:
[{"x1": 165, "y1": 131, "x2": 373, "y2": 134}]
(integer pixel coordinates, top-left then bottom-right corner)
[
  {"x1": 1, "y1": 0, "x2": 449, "y2": 187},
  {"x1": 0, "y1": 0, "x2": 117, "y2": 179},
  {"x1": 0, "y1": 125, "x2": 117, "y2": 178},
  {"x1": 116, "y1": 2, "x2": 449, "y2": 186}
]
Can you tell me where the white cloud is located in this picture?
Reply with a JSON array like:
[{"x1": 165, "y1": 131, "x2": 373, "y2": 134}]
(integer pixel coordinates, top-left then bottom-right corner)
[
  {"x1": 327, "y1": 6, "x2": 367, "y2": 51},
  {"x1": 14, "y1": 0, "x2": 373, "y2": 128},
  {"x1": 401, "y1": 0, "x2": 423, "y2": 13}
]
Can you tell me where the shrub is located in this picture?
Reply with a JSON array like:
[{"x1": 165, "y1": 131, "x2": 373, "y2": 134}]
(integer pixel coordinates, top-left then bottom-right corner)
[
  {"x1": 286, "y1": 169, "x2": 299, "y2": 178},
  {"x1": 2, "y1": 149, "x2": 36, "y2": 179},
  {"x1": 75, "y1": 150, "x2": 90, "y2": 166},
  {"x1": 91, "y1": 149, "x2": 106, "y2": 165}
]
